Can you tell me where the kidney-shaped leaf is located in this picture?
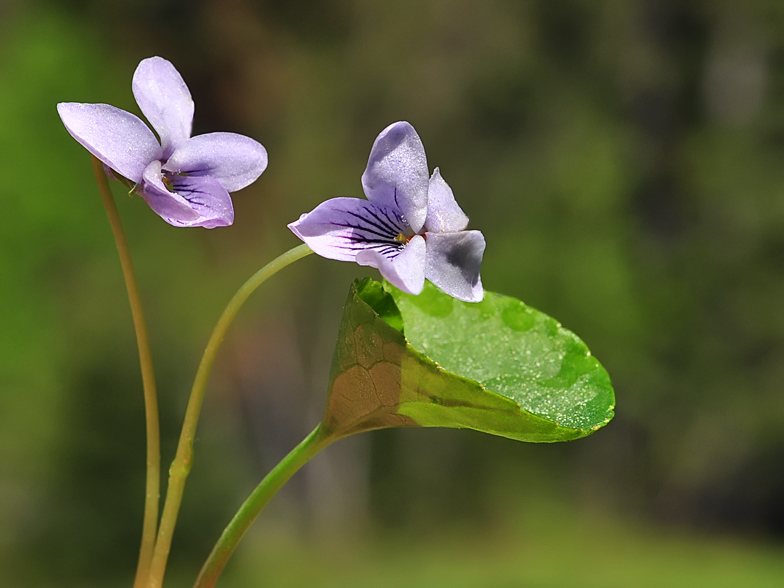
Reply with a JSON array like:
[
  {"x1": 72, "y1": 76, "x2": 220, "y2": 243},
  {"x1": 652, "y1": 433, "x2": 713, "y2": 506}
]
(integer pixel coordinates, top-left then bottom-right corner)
[{"x1": 321, "y1": 279, "x2": 614, "y2": 443}]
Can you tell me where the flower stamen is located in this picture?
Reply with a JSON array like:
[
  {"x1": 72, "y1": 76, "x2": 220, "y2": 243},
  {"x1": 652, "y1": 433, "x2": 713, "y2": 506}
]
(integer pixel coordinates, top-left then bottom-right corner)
[{"x1": 162, "y1": 176, "x2": 175, "y2": 193}]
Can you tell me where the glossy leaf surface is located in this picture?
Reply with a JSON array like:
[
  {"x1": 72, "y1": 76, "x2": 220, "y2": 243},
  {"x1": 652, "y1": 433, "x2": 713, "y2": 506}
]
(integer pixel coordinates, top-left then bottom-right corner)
[{"x1": 322, "y1": 279, "x2": 614, "y2": 443}]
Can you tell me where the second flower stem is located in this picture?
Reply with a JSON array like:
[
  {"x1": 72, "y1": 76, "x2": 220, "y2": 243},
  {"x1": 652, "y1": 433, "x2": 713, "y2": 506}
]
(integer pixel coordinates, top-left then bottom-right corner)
[
  {"x1": 146, "y1": 243, "x2": 313, "y2": 588},
  {"x1": 91, "y1": 156, "x2": 161, "y2": 588}
]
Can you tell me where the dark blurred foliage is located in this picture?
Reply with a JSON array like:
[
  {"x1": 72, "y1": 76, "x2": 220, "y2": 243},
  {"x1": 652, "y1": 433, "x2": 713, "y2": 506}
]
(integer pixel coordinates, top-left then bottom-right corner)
[{"x1": 3, "y1": 0, "x2": 784, "y2": 586}]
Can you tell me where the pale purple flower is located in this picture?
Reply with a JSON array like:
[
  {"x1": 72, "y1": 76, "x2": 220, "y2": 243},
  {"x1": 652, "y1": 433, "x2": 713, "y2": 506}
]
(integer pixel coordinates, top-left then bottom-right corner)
[
  {"x1": 289, "y1": 121, "x2": 485, "y2": 302},
  {"x1": 57, "y1": 56, "x2": 267, "y2": 228}
]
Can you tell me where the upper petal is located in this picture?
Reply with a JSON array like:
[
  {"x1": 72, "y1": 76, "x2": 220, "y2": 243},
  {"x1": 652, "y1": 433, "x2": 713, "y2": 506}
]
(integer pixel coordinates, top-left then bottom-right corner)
[
  {"x1": 132, "y1": 56, "x2": 194, "y2": 158},
  {"x1": 288, "y1": 197, "x2": 407, "y2": 262},
  {"x1": 164, "y1": 132, "x2": 268, "y2": 192},
  {"x1": 57, "y1": 102, "x2": 162, "y2": 183},
  {"x1": 425, "y1": 230, "x2": 485, "y2": 302},
  {"x1": 357, "y1": 234, "x2": 427, "y2": 295},
  {"x1": 424, "y1": 168, "x2": 469, "y2": 233},
  {"x1": 361, "y1": 121, "x2": 429, "y2": 233}
]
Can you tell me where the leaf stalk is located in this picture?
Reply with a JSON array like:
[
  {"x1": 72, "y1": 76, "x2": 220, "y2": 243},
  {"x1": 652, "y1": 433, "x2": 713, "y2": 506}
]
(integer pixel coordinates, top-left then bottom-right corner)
[{"x1": 193, "y1": 424, "x2": 334, "y2": 588}]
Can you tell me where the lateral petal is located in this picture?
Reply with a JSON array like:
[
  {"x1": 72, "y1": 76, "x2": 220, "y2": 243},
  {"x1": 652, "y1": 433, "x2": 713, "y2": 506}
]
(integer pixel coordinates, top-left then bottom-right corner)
[
  {"x1": 357, "y1": 234, "x2": 426, "y2": 295},
  {"x1": 57, "y1": 102, "x2": 162, "y2": 183},
  {"x1": 164, "y1": 132, "x2": 268, "y2": 192},
  {"x1": 424, "y1": 168, "x2": 469, "y2": 233},
  {"x1": 425, "y1": 230, "x2": 485, "y2": 302},
  {"x1": 288, "y1": 197, "x2": 407, "y2": 262},
  {"x1": 132, "y1": 56, "x2": 194, "y2": 158},
  {"x1": 361, "y1": 121, "x2": 429, "y2": 233}
]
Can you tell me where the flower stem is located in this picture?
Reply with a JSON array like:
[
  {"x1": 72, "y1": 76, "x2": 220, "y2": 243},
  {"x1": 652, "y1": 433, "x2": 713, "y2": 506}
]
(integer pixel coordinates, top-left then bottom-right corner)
[
  {"x1": 194, "y1": 424, "x2": 334, "y2": 588},
  {"x1": 90, "y1": 156, "x2": 162, "y2": 588},
  {"x1": 146, "y1": 243, "x2": 314, "y2": 588}
]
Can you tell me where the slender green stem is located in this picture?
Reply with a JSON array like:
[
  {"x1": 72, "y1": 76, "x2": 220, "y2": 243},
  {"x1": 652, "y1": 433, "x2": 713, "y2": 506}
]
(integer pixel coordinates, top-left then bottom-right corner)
[
  {"x1": 147, "y1": 243, "x2": 314, "y2": 588},
  {"x1": 194, "y1": 424, "x2": 334, "y2": 588},
  {"x1": 91, "y1": 156, "x2": 161, "y2": 588}
]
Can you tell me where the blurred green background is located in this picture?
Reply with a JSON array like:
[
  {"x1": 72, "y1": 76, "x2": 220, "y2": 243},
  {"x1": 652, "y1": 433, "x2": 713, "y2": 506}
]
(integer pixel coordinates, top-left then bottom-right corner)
[{"x1": 3, "y1": 0, "x2": 784, "y2": 586}]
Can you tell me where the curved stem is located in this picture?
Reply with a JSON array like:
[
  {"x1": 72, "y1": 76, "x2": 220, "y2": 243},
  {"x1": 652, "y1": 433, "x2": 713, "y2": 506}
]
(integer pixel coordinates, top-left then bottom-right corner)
[
  {"x1": 147, "y1": 243, "x2": 314, "y2": 588},
  {"x1": 91, "y1": 156, "x2": 161, "y2": 588},
  {"x1": 194, "y1": 424, "x2": 334, "y2": 588}
]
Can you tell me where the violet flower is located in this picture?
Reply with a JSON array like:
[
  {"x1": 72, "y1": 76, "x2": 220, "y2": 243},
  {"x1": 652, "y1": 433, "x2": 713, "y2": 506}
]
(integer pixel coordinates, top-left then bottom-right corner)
[
  {"x1": 57, "y1": 57, "x2": 267, "y2": 228},
  {"x1": 289, "y1": 121, "x2": 485, "y2": 302}
]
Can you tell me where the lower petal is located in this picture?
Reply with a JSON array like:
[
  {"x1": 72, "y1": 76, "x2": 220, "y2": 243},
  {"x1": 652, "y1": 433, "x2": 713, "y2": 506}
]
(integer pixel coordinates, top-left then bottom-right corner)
[
  {"x1": 141, "y1": 162, "x2": 233, "y2": 228},
  {"x1": 357, "y1": 234, "x2": 426, "y2": 295},
  {"x1": 141, "y1": 161, "x2": 201, "y2": 223},
  {"x1": 170, "y1": 174, "x2": 235, "y2": 228},
  {"x1": 425, "y1": 231, "x2": 485, "y2": 302}
]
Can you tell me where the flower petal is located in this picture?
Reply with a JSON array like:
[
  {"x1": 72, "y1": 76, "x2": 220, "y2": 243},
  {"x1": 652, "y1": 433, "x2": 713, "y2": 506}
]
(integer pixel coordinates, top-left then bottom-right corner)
[
  {"x1": 357, "y1": 234, "x2": 426, "y2": 295},
  {"x1": 424, "y1": 168, "x2": 469, "y2": 233},
  {"x1": 169, "y1": 174, "x2": 235, "y2": 228},
  {"x1": 288, "y1": 197, "x2": 407, "y2": 262},
  {"x1": 142, "y1": 162, "x2": 234, "y2": 227},
  {"x1": 361, "y1": 121, "x2": 429, "y2": 233},
  {"x1": 425, "y1": 230, "x2": 485, "y2": 302},
  {"x1": 141, "y1": 161, "x2": 202, "y2": 223},
  {"x1": 132, "y1": 56, "x2": 194, "y2": 158},
  {"x1": 57, "y1": 102, "x2": 162, "y2": 183},
  {"x1": 164, "y1": 132, "x2": 268, "y2": 192}
]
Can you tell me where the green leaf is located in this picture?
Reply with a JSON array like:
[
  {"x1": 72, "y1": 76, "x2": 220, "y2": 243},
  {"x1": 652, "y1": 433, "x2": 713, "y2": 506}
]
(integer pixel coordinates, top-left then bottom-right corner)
[{"x1": 321, "y1": 279, "x2": 614, "y2": 443}]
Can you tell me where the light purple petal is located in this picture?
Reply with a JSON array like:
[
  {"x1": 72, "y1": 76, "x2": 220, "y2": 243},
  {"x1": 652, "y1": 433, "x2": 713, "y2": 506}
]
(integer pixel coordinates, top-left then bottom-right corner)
[
  {"x1": 164, "y1": 132, "x2": 268, "y2": 192},
  {"x1": 357, "y1": 234, "x2": 427, "y2": 295},
  {"x1": 424, "y1": 168, "x2": 469, "y2": 233},
  {"x1": 169, "y1": 174, "x2": 234, "y2": 228},
  {"x1": 141, "y1": 161, "x2": 202, "y2": 223},
  {"x1": 425, "y1": 230, "x2": 485, "y2": 302},
  {"x1": 132, "y1": 57, "x2": 194, "y2": 158},
  {"x1": 361, "y1": 121, "x2": 429, "y2": 233},
  {"x1": 57, "y1": 102, "x2": 162, "y2": 183},
  {"x1": 288, "y1": 197, "x2": 407, "y2": 262},
  {"x1": 142, "y1": 161, "x2": 235, "y2": 228}
]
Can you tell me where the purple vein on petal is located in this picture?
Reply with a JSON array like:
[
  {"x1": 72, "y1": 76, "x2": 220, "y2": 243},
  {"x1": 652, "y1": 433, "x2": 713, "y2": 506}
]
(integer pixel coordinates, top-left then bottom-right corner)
[
  {"x1": 168, "y1": 174, "x2": 234, "y2": 228},
  {"x1": 346, "y1": 206, "x2": 405, "y2": 236},
  {"x1": 289, "y1": 198, "x2": 409, "y2": 262},
  {"x1": 175, "y1": 182, "x2": 210, "y2": 206}
]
